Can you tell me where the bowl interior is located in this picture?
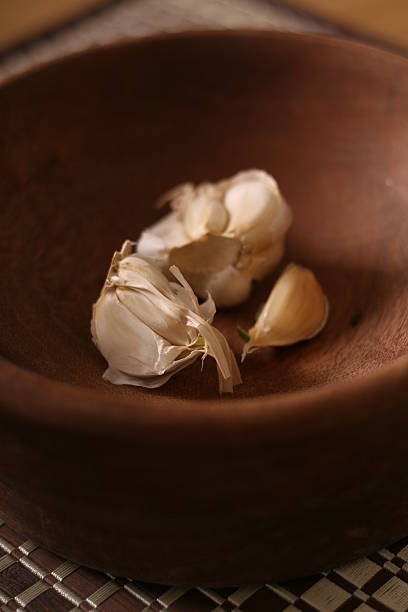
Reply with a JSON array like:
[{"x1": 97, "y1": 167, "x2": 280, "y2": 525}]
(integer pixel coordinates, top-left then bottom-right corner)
[{"x1": 1, "y1": 32, "x2": 408, "y2": 400}]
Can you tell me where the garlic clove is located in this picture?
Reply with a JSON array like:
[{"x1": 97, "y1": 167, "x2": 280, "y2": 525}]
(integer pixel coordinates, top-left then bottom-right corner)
[
  {"x1": 168, "y1": 263, "x2": 241, "y2": 389},
  {"x1": 224, "y1": 178, "x2": 277, "y2": 235},
  {"x1": 119, "y1": 253, "x2": 174, "y2": 298},
  {"x1": 168, "y1": 266, "x2": 242, "y2": 391},
  {"x1": 168, "y1": 233, "x2": 241, "y2": 276},
  {"x1": 242, "y1": 263, "x2": 329, "y2": 359},
  {"x1": 137, "y1": 211, "x2": 189, "y2": 264},
  {"x1": 93, "y1": 290, "x2": 166, "y2": 378},
  {"x1": 194, "y1": 265, "x2": 253, "y2": 308},
  {"x1": 243, "y1": 237, "x2": 286, "y2": 281},
  {"x1": 92, "y1": 244, "x2": 241, "y2": 392},
  {"x1": 116, "y1": 288, "x2": 193, "y2": 347},
  {"x1": 221, "y1": 170, "x2": 291, "y2": 263},
  {"x1": 136, "y1": 169, "x2": 292, "y2": 308},
  {"x1": 242, "y1": 199, "x2": 292, "y2": 252},
  {"x1": 182, "y1": 193, "x2": 229, "y2": 241},
  {"x1": 103, "y1": 348, "x2": 200, "y2": 388}
]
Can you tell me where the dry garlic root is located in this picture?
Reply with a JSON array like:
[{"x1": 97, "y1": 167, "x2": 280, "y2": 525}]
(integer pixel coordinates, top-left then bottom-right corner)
[
  {"x1": 241, "y1": 264, "x2": 329, "y2": 360},
  {"x1": 137, "y1": 169, "x2": 292, "y2": 308},
  {"x1": 92, "y1": 241, "x2": 241, "y2": 393}
]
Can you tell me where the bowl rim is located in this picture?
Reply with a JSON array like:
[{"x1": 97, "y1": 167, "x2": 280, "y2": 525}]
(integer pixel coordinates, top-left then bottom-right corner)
[
  {"x1": 2, "y1": 28, "x2": 408, "y2": 430},
  {"x1": 2, "y1": 27, "x2": 408, "y2": 90},
  {"x1": 2, "y1": 354, "x2": 408, "y2": 431}
]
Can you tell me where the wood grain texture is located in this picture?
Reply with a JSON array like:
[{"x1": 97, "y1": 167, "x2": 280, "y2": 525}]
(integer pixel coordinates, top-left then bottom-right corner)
[
  {"x1": 282, "y1": 0, "x2": 408, "y2": 51},
  {"x1": 0, "y1": 0, "x2": 108, "y2": 53},
  {"x1": 1, "y1": 31, "x2": 408, "y2": 585}
]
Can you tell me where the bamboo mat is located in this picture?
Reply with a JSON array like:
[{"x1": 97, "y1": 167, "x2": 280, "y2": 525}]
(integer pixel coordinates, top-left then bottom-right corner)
[
  {"x1": 1, "y1": 520, "x2": 408, "y2": 611},
  {"x1": 282, "y1": 0, "x2": 408, "y2": 51}
]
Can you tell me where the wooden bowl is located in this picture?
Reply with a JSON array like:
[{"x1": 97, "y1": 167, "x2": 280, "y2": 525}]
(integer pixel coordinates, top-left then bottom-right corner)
[{"x1": 1, "y1": 31, "x2": 408, "y2": 586}]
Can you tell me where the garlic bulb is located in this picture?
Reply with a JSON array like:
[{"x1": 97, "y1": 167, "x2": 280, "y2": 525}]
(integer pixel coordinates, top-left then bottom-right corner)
[
  {"x1": 242, "y1": 263, "x2": 329, "y2": 360},
  {"x1": 137, "y1": 170, "x2": 292, "y2": 308},
  {"x1": 92, "y1": 241, "x2": 241, "y2": 393}
]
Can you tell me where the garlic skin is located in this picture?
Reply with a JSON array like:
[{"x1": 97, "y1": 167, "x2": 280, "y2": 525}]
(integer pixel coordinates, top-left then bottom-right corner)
[
  {"x1": 92, "y1": 241, "x2": 241, "y2": 393},
  {"x1": 137, "y1": 170, "x2": 292, "y2": 308},
  {"x1": 242, "y1": 263, "x2": 329, "y2": 359}
]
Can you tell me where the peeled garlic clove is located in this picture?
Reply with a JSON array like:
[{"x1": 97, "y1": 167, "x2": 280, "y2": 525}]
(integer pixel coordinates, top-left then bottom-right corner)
[
  {"x1": 224, "y1": 178, "x2": 276, "y2": 235},
  {"x1": 242, "y1": 263, "x2": 329, "y2": 358},
  {"x1": 182, "y1": 193, "x2": 228, "y2": 241},
  {"x1": 223, "y1": 170, "x2": 292, "y2": 246},
  {"x1": 239, "y1": 237, "x2": 286, "y2": 281},
  {"x1": 243, "y1": 203, "x2": 292, "y2": 253},
  {"x1": 195, "y1": 266, "x2": 252, "y2": 308},
  {"x1": 92, "y1": 242, "x2": 241, "y2": 392}
]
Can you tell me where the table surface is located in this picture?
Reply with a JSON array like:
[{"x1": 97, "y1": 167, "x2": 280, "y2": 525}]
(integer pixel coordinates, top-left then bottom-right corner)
[{"x1": 1, "y1": 1, "x2": 408, "y2": 611}]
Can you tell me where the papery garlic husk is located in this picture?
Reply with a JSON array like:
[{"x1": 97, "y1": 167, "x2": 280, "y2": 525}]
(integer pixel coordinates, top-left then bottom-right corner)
[
  {"x1": 137, "y1": 169, "x2": 292, "y2": 308},
  {"x1": 242, "y1": 263, "x2": 329, "y2": 360},
  {"x1": 91, "y1": 241, "x2": 241, "y2": 393}
]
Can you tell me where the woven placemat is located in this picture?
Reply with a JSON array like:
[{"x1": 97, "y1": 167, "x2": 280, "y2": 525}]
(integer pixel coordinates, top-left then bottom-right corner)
[
  {"x1": 1, "y1": 1, "x2": 407, "y2": 610},
  {"x1": 1, "y1": 521, "x2": 408, "y2": 611}
]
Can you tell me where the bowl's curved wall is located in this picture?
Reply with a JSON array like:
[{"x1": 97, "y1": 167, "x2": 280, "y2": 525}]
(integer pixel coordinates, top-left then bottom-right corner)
[
  {"x1": 1, "y1": 31, "x2": 408, "y2": 399},
  {"x1": 1, "y1": 31, "x2": 408, "y2": 584}
]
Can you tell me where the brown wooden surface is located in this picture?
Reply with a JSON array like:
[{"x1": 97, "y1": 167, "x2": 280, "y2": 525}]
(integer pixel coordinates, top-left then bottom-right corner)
[
  {"x1": 1, "y1": 31, "x2": 408, "y2": 585},
  {"x1": 282, "y1": 0, "x2": 408, "y2": 51},
  {"x1": 0, "y1": 0, "x2": 109, "y2": 53}
]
